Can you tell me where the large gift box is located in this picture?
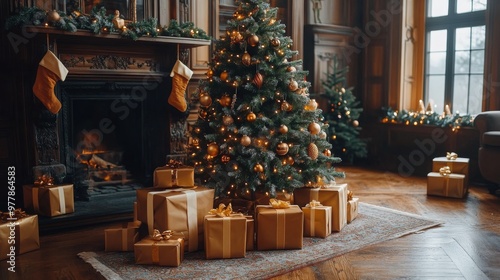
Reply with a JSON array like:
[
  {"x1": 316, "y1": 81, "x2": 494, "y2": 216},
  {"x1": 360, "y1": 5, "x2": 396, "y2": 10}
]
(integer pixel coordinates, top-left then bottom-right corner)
[
  {"x1": 134, "y1": 231, "x2": 184, "y2": 266},
  {"x1": 256, "y1": 200, "x2": 303, "y2": 250},
  {"x1": 0, "y1": 210, "x2": 40, "y2": 260},
  {"x1": 347, "y1": 197, "x2": 359, "y2": 224},
  {"x1": 204, "y1": 204, "x2": 247, "y2": 259},
  {"x1": 136, "y1": 186, "x2": 214, "y2": 252},
  {"x1": 427, "y1": 169, "x2": 467, "y2": 198},
  {"x1": 153, "y1": 160, "x2": 195, "y2": 188},
  {"x1": 23, "y1": 181, "x2": 74, "y2": 217},
  {"x1": 302, "y1": 201, "x2": 332, "y2": 238},
  {"x1": 293, "y1": 183, "x2": 348, "y2": 232},
  {"x1": 104, "y1": 221, "x2": 142, "y2": 252},
  {"x1": 432, "y1": 153, "x2": 469, "y2": 186}
]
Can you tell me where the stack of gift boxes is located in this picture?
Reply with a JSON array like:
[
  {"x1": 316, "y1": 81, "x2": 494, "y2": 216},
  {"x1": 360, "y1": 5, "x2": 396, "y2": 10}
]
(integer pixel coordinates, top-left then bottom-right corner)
[
  {"x1": 427, "y1": 152, "x2": 469, "y2": 198},
  {"x1": 101, "y1": 159, "x2": 361, "y2": 267}
]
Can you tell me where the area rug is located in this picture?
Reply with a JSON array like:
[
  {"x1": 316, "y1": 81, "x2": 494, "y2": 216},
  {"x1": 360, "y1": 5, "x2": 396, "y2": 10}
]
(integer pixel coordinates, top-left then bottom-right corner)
[{"x1": 78, "y1": 202, "x2": 442, "y2": 280}]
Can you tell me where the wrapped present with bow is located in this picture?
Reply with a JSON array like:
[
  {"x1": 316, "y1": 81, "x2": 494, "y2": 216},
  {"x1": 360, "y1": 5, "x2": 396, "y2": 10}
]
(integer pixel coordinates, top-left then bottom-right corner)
[
  {"x1": 432, "y1": 152, "x2": 470, "y2": 188},
  {"x1": 346, "y1": 190, "x2": 359, "y2": 224},
  {"x1": 23, "y1": 175, "x2": 74, "y2": 217},
  {"x1": 293, "y1": 183, "x2": 348, "y2": 232},
  {"x1": 134, "y1": 229, "x2": 184, "y2": 266},
  {"x1": 0, "y1": 209, "x2": 40, "y2": 260},
  {"x1": 136, "y1": 186, "x2": 214, "y2": 252},
  {"x1": 427, "y1": 166, "x2": 467, "y2": 198},
  {"x1": 255, "y1": 199, "x2": 303, "y2": 250},
  {"x1": 153, "y1": 160, "x2": 195, "y2": 188},
  {"x1": 204, "y1": 203, "x2": 247, "y2": 259},
  {"x1": 302, "y1": 200, "x2": 332, "y2": 238},
  {"x1": 104, "y1": 221, "x2": 142, "y2": 252}
]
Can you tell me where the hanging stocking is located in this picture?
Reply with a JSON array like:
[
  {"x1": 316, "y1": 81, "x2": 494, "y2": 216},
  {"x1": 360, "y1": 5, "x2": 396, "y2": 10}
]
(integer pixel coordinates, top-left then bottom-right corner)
[
  {"x1": 32, "y1": 50, "x2": 69, "y2": 114},
  {"x1": 168, "y1": 59, "x2": 193, "y2": 112}
]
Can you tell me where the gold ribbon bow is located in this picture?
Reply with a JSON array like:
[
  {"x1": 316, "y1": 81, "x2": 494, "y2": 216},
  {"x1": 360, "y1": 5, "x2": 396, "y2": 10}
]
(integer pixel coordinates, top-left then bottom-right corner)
[
  {"x1": 347, "y1": 190, "x2": 354, "y2": 201},
  {"x1": 269, "y1": 198, "x2": 290, "y2": 209},
  {"x1": 0, "y1": 208, "x2": 28, "y2": 222},
  {"x1": 306, "y1": 200, "x2": 322, "y2": 207},
  {"x1": 151, "y1": 229, "x2": 174, "y2": 241},
  {"x1": 446, "y1": 152, "x2": 458, "y2": 160},
  {"x1": 34, "y1": 174, "x2": 54, "y2": 187},
  {"x1": 208, "y1": 203, "x2": 234, "y2": 217},
  {"x1": 165, "y1": 159, "x2": 184, "y2": 168},
  {"x1": 439, "y1": 166, "x2": 451, "y2": 176}
]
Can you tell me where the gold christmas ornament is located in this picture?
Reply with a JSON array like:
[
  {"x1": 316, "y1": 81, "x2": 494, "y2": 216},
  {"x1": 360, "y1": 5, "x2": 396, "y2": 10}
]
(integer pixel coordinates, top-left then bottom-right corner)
[
  {"x1": 253, "y1": 163, "x2": 264, "y2": 173},
  {"x1": 279, "y1": 124, "x2": 288, "y2": 134},
  {"x1": 287, "y1": 156, "x2": 295, "y2": 165},
  {"x1": 223, "y1": 115, "x2": 234, "y2": 125},
  {"x1": 241, "y1": 135, "x2": 251, "y2": 146},
  {"x1": 276, "y1": 142, "x2": 289, "y2": 155},
  {"x1": 221, "y1": 155, "x2": 231, "y2": 163},
  {"x1": 248, "y1": 34, "x2": 260, "y2": 47},
  {"x1": 207, "y1": 143, "x2": 219, "y2": 156},
  {"x1": 323, "y1": 149, "x2": 332, "y2": 157},
  {"x1": 319, "y1": 131, "x2": 327, "y2": 139},
  {"x1": 192, "y1": 138, "x2": 200, "y2": 146},
  {"x1": 199, "y1": 94, "x2": 212, "y2": 107},
  {"x1": 308, "y1": 122, "x2": 321, "y2": 135},
  {"x1": 207, "y1": 69, "x2": 214, "y2": 78},
  {"x1": 287, "y1": 66, "x2": 296, "y2": 72},
  {"x1": 219, "y1": 95, "x2": 232, "y2": 107},
  {"x1": 253, "y1": 72, "x2": 263, "y2": 89},
  {"x1": 220, "y1": 71, "x2": 229, "y2": 81},
  {"x1": 242, "y1": 52, "x2": 251, "y2": 66},
  {"x1": 305, "y1": 99, "x2": 318, "y2": 111},
  {"x1": 281, "y1": 101, "x2": 292, "y2": 112},
  {"x1": 288, "y1": 80, "x2": 299, "y2": 91},
  {"x1": 198, "y1": 109, "x2": 208, "y2": 119},
  {"x1": 47, "y1": 10, "x2": 61, "y2": 22},
  {"x1": 271, "y1": 38, "x2": 281, "y2": 47},
  {"x1": 353, "y1": 120, "x2": 359, "y2": 127},
  {"x1": 246, "y1": 112, "x2": 257, "y2": 122},
  {"x1": 308, "y1": 143, "x2": 319, "y2": 160}
]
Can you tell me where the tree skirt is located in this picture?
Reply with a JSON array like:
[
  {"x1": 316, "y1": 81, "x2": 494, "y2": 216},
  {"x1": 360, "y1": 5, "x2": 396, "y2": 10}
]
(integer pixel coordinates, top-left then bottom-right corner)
[{"x1": 78, "y1": 203, "x2": 442, "y2": 280}]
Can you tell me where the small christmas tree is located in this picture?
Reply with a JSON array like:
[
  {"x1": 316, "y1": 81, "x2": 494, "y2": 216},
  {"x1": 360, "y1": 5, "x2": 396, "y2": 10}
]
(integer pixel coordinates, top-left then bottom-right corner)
[
  {"x1": 188, "y1": 0, "x2": 344, "y2": 200},
  {"x1": 322, "y1": 55, "x2": 367, "y2": 164}
]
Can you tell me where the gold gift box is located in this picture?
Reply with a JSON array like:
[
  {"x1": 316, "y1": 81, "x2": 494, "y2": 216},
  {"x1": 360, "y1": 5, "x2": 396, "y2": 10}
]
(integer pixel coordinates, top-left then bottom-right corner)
[
  {"x1": 347, "y1": 197, "x2": 359, "y2": 224},
  {"x1": 23, "y1": 184, "x2": 74, "y2": 217},
  {"x1": 134, "y1": 237, "x2": 184, "y2": 266},
  {"x1": 302, "y1": 205, "x2": 332, "y2": 238},
  {"x1": 204, "y1": 215, "x2": 247, "y2": 259},
  {"x1": 427, "y1": 172, "x2": 467, "y2": 198},
  {"x1": 432, "y1": 157, "x2": 469, "y2": 187},
  {"x1": 104, "y1": 221, "x2": 141, "y2": 252},
  {"x1": 0, "y1": 215, "x2": 40, "y2": 260},
  {"x1": 153, "y1": 165, "x2": 195, "y2": 188},
  {"x1": 136, "y1": 186, "x2": 214, "y2": 252},
  {"x1": 255, "y1": 205, "x2": 303, "y2": 250},
  {"x1": 293, "y1": 183, "x2": 348, "y2": 232}
]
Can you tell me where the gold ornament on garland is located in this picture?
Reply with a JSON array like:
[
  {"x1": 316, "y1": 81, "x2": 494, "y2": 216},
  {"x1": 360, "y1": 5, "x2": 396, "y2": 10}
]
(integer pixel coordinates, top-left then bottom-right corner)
[
  {"x1": 279, "y1": 124, "x2": 288, "y2": 134},
  {"x1": 271, "y1": 38, "x2": 280, "y2": 48},
  {"x1": 319, "y1": 131, "x2": 327, "y2": 139},
  {"x1": 242, "y1": 52, "x2": 251, "y2": 66},
  {"x1": 248, "y1": 34, "x2": 260, "y2": 47},
  {"x1": 241, "y1": 135, "x2": 251, "y2": 146},
  {"x1": 207, "y1": 143, "x2": 219, "y2": 156},
  {"x1": 223, "y1": 115, "x2": 234, "y2": 125},
  {"x1": 207, "y1": 69, "x2": 214, "y2": 78},
  {"x1": 323, "y1": 149, "x2": 332, "y2": 157},
  {"x1": 219, "y1": 94, "x2": 232, "y2": 107},
  {"x1": 352, "y1": 120, "x2": 359, "y2": 127},
  {"x1": 287, "y1": 66, "x2": 296, "y2": 72},
  {"x1": 198, "y1": 108, "x2": 208, "y2": 119},
  {"x1": 288, "y1": 80, "x2": 299, "y2": 91},
  {"x1": 276, "y1": 142, "x2": 289, "y2": 155},
  {"x1": 253, "y1": 72, "x2": 263, "y2": 89},
  {"x1": 281, "y1": 101, "x2": 292, "y2": 112},
  {"x1": 199, "y1": 94, "x2": 212, "y2": 107},
  {"x1": 221, "y1": 155, "x2": 231, "y2": 163},
  {"x1": 220, "y1": 71, "x2": 229, "y2": 81},
  {"x1": 308, "y1": 122, "x2": 321, "y2": 135},
  {"x1": 305, "y1": 99, "x2": 318, "y2": 111},
  {"x1": 287, "y1": 156, "x2": 295, "y2": 165},
  {"x1": 253, "y1": 163, "x2": 264, "y2": 173},
  {"x1": 308, "y1": 143, "x2": 319, "y2": 160},
  {"x1": 246, "y1": 112, "x2": 257, "y2": 122},
  {"x1": 47, "y1": 10, "x2": 61, "y2": 23}
]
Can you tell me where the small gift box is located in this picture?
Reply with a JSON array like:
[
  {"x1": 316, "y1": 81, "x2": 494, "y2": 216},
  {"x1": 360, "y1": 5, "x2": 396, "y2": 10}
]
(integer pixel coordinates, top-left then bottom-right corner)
[
  {"x1": 104, "y1": 221, "x2": 141, "y2": 252},
  {"x1": 23, "y1": 175, "x2": 74, "y2": 217},
  {"x1": 347, "y1": 191, "x2": 359, "y2": 224},
  {"x1": 0, "y1": 209, "x2": 40, "y2": 260},
  {"x1": 136, "y1": 186, "x2": 214, "y2": 252},
  {"x1": 153, "y1": 160, "x2": 195, "y2": 188},
  {"x1": 432, "y1": 152, "x2": 469, "y2": 186},
  {"x1": 256, "y1": 199, "x2": 303, "y2": 250},
  {"x1": 427, "y1": 167, "x2": 467, "y2": 198},
  {"x1": 134, "y1": 230, "x2": 184, "y2": 266},
  {"x1": 293, "y1": 183, "x2": 348, "y2": 232},
  {"x1": 302, "y1": 200, "x2": 331, "y2": 238},
  {"x1": 204, "y1": 203, "x2": 247, "y2": 259}
]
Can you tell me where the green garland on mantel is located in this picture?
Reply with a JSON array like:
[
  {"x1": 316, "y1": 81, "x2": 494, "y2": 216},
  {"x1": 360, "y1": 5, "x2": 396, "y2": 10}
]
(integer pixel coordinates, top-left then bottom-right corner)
[
  {"x1": 381, "y1": 107, "x2": 475, "y2": 131},
  {"x1": 5, "y1": 6, "x2": 211, "y2": 41}
]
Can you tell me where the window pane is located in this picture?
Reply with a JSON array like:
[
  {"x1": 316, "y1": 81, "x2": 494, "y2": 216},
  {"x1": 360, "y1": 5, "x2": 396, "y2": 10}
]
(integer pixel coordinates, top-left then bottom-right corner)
[
  {"x1": 468, "y1": 74, "x2": 483, "y2": 114},
  {"x1": 426, "y1": 75, "x2": 446, "y2": 112},
  {"x1": 428, "y1": 30, "x2": 447, "y2": 51},
  {"x1": 457, "y1": 0, "x2": 472, "y2": 13},
  {"x1": 453, "y1": 74, "x2": 469, "y2": 114},
  {"x1": 428, "y1": 0, "x2": 448, "y2": 17},
  {"x1": 473, "y1": 0, "x2": 487, "y2": 12},
  {"x1": 454, "y1": 51, "x2": 470, "y2": 73},
  {"x1": 429, "y1": 52, "x2": 447, "y2": 74},
  {"x1": 455, "y1": 27, "x2": 471, "y2": 51},
  {"x1": 471, "y1": 50, "x2": 484, "y2": 73},
  {"x1": 471, "y1": 26, "x2": 485, "y2": 49}
]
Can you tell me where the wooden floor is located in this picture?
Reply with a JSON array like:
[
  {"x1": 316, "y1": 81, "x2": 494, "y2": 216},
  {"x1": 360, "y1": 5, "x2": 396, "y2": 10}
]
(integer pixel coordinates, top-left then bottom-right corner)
[{"x1": 2, "y1": 166, "x2": 500, "y2": 280}]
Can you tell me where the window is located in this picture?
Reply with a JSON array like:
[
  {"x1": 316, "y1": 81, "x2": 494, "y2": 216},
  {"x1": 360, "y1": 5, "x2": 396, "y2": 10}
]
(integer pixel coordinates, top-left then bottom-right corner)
[{"x1": 425, "y1": 0, "x2": 487, "y2": 115}]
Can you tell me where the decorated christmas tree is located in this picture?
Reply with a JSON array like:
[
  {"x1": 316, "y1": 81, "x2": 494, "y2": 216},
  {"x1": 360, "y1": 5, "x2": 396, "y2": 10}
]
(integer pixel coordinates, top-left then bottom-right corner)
[
  {"x1": 188, "y1": 0, "x2": 344, "y2": 201},
  {"x1": 322, "y1": 55, "x2": 367, "y2": 164}
]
